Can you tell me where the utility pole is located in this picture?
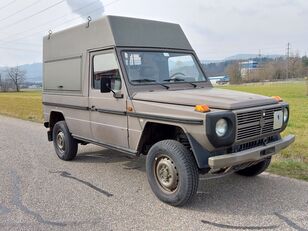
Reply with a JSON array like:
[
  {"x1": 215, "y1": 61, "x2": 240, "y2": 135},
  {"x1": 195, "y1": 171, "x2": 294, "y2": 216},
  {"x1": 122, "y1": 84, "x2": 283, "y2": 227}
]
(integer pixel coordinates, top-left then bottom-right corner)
[
  {"x1": 286, "y1": 42, "x2": 290, "y2": 79},
  {"x1": 258, "y1": 49, "x2": 261, "y2": 59},
  {"x1": 258, "y1": 49, "x2": 262, "y2": 70}
]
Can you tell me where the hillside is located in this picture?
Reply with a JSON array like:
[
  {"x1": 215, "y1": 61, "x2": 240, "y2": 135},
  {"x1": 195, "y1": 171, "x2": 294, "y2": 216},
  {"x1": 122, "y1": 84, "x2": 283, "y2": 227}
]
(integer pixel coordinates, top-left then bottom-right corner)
[
  {"x1": 0, "y1": 63, "x2": 42, "y2": 83},
  {"x1": 224, "y1": 54, "x2": 283, "y2": 61}
]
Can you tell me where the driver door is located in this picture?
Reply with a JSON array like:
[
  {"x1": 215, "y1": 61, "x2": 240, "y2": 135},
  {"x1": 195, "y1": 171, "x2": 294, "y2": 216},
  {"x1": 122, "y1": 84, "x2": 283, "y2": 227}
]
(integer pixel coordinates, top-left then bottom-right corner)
[{"x1": 89, "y1": 49, "x2": 128, "y2": 148}]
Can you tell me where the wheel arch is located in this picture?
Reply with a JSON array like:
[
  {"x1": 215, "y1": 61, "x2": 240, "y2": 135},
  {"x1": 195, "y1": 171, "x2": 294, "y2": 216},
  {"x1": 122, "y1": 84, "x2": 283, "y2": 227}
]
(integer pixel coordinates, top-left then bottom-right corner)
[
  {"x1": 136, "y1": 121, "x2": 209, "y2": 169},
  {"x1": 47, "y1": 110, "x2": 66, "y2": 141},
  {"x1": 49, "y1": 110, "x2": 65, "y2": 129}
]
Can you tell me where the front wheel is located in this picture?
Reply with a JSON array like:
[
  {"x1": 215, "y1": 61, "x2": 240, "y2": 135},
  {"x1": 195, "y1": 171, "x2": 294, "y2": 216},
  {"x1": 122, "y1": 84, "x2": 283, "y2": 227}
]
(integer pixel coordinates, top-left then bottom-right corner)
[
  {"x1": 52, "y1": 121, "x2": 78, "y2": 161},
  {"x1": 146, "y1": 140, "x2": 199, "y2": 207},
  {"x1": 236, "y1": 157, "x2": 272, "y2": 177}
]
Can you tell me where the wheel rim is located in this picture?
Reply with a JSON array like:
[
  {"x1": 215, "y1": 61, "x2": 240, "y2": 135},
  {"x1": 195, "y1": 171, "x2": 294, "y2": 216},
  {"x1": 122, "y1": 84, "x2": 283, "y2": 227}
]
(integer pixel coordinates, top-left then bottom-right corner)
[
  {"x1": 56, "y1": 131, "x2": 65, "y2": 152},
  {"x1": 155, "y1": 156, "x2": 179, "y2": 192}
]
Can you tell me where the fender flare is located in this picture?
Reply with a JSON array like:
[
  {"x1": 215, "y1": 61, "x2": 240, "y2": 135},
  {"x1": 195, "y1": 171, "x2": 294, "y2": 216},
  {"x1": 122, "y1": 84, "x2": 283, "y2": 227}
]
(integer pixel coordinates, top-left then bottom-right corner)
[{"x1": 186, "y1": 133, "x2": 211, "y2": 169}]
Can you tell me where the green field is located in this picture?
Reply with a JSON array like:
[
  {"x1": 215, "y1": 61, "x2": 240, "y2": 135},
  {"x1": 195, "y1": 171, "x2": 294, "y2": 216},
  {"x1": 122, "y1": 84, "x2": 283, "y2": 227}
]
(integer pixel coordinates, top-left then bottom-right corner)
[
  {"x1": 0, "y1": 91, "x2": 43, "y2": 122},
  {"x1": 0, "y1": 82, "x2": 307, "y2": 180}
]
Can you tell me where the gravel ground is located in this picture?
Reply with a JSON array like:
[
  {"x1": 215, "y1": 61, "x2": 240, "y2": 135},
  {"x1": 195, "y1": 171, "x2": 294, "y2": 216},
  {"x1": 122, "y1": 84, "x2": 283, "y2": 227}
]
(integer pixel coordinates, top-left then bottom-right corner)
[{"x1": 0, "y1": 115, "x2": 307, "y2": 231}]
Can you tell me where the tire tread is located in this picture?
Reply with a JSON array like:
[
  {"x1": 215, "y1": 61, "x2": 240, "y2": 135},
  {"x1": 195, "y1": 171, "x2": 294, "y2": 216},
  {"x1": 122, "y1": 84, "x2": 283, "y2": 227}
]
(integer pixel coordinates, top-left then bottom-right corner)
[
  {"x1": 146, "y1": 139, "x2": 199, "y2": 206},
  {"x1": 52, "y1": 121, "x2": 78, "y2": 161}
]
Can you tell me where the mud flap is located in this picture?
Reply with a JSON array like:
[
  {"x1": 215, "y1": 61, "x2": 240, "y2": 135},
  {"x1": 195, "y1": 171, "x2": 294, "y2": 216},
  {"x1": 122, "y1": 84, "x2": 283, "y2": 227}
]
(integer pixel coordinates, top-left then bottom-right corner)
[
  {"x1": 47, "y1": 131, "x2": 53, "y2": 141},
  {"x1": 186, "y1": 134, "x2": 211, "y2": 169}
]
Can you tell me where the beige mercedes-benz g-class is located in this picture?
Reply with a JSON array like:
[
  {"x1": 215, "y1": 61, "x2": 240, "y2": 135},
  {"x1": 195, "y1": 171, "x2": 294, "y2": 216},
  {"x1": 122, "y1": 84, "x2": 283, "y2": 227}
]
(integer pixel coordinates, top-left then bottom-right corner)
[{"x1": 43, "y1": 15, "x2": 295, "y2": 206}]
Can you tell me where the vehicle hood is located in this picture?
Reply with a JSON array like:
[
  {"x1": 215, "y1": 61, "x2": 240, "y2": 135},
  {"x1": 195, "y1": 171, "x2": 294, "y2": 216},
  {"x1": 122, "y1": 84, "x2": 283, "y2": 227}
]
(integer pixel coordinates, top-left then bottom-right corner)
[{"x1": 133, "y1": 87, "x2": 278, "y2": 110}]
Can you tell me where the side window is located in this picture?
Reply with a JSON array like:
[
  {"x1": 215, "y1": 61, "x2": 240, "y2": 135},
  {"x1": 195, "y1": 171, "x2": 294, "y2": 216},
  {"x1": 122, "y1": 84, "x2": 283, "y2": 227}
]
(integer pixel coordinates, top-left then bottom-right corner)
[{"x1": 93, "y1": 52, "x2": 121, "y2": 91}]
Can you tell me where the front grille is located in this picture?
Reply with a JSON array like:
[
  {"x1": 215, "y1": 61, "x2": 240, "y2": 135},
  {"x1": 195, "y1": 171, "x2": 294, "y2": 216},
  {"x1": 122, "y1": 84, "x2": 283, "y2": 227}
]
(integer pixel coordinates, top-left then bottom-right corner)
[
  {"x1": 236, "y1": 107, "x2": 282, "y2": 141},
  {"x1": 231, "y1": 136, "x2": 276, "y2": 153}
]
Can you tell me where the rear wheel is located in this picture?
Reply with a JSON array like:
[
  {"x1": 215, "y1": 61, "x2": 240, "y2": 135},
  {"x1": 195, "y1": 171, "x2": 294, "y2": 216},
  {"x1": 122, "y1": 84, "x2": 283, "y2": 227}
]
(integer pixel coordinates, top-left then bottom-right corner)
[
  {"x1": 52, "y1": 121, "x2": 78, "y2": 161},
  {"x1": 146, "y1": 140, "x2": 199, "y2": 207},
  {"x1": 236, "y1": 157, "x2": 272, "y2": 177}
]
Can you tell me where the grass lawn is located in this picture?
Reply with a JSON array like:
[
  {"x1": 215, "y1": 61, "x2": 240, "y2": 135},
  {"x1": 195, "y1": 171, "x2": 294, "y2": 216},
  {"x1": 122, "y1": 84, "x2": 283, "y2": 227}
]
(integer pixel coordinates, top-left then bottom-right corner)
[
  {"x1": 0, "y1": 90, "x2": 43, "y2": 122},
  {"x1": 218, "y1": 81, "x2": 308, "y2": 181},
  {"x1": 0, "y1": 82, "x2": 307, "y2": 181}
]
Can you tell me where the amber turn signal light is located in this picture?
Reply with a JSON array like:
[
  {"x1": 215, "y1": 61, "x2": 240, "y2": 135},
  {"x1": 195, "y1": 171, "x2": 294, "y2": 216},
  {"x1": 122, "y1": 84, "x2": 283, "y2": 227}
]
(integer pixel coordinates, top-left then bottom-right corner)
[
  {"x1": 272, "y1": 96, "x2": 283, "y2": 102},
  {"x1": 195, "y1": 104, "x2": 210, "y2": 113}
]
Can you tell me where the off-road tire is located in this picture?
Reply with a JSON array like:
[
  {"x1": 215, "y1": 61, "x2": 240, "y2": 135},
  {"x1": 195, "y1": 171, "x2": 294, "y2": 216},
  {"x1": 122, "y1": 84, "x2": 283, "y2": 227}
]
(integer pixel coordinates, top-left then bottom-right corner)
[
  {"x1": 52, "y1": 121, "x2": 78, "y2": 161},
  {"x1": 236, "y1": 157, "x2": 272, "y2": 177},
  {"x1": 146, "y1": 140, "x2": 199, "y2": 207}
]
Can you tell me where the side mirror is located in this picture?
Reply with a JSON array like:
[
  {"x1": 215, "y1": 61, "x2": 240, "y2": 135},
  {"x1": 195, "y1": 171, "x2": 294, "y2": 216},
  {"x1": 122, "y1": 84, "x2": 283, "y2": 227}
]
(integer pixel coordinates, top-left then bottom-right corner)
[
  {"x1": 100, "y1": 77, "x2": 112, "y2": 93},
  {"x1": 100, "y1": 77, "x2": 124, "y2": 99}
]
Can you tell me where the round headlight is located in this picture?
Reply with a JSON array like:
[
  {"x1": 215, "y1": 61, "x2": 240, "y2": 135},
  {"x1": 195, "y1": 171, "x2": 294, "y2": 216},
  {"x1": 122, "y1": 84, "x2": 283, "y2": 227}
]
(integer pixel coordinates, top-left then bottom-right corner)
[
  {"x1": 216, "y1": 118, "x2": 228, "y2": 137},
  {"x1": 283, "y1": 107, "x2": 289, "y2": 123}
]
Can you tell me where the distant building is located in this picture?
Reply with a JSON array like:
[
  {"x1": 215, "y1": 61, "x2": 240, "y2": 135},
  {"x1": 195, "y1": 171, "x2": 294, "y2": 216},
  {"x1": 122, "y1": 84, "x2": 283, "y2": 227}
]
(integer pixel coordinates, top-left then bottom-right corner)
[
  {"x1": 208, "y1": 76, "x2": 230, "y2": 85},
  {"x1": 28, "y1": 85, "x2": 41, "y2": 89},
  {"x1": 240, "y1": 60, "x2": 260, "y2": 78}
]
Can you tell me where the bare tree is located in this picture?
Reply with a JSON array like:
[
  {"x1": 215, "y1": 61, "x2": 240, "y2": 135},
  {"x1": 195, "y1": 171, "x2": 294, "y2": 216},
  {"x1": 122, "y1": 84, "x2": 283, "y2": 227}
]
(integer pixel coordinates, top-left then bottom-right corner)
[
  {"x1": 225, "y1": 62, "x2": 241, "y2": 84},
  {"x1": 5, "y1": 66, "x2": 26, "y2": 92},
  {"x1": 248, "y1": 57, "x2": 302, "y2": 82},
  {"x1": 288, "y1": 53, "x2": 304, "y2": 79}
]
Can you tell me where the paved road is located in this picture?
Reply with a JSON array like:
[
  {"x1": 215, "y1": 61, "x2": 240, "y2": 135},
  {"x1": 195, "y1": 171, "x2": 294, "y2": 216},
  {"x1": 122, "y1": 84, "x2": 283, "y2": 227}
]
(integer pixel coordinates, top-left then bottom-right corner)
[{"x1": 0, "y1": 115, "x2": 307, "y2": 231}]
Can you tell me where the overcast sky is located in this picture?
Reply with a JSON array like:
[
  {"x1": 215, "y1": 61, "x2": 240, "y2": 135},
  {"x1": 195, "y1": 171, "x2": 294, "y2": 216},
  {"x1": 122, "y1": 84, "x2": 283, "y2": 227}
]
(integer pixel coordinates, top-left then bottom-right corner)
[{"x1": 0, "y1": 0, "x2": 307, "y2": 66}]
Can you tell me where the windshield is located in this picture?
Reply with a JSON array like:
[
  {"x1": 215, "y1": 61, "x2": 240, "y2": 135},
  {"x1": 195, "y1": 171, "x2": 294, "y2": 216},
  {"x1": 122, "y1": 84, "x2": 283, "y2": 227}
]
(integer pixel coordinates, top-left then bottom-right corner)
[{"x1": 121, "y1": 51, "x2": 207, "y2": 86}]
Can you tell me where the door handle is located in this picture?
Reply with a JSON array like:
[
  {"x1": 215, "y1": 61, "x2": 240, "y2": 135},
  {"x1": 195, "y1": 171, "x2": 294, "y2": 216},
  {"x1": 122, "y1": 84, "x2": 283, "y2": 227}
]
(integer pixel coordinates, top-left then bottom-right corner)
[{"x1": 90, "y1": 106, "x2": 96, "y2": 111}]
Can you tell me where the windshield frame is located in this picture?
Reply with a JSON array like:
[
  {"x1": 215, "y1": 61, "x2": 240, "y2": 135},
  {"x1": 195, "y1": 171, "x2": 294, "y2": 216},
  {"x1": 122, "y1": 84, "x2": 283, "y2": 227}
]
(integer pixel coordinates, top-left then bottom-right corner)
[
  {"x1": 115, "y1": 47, "x2": 211, "y2": 95},
  {"x1": 121, "y1": 50, "x2": 207, "y2": 86},
  {"x1": 117, "y1": 47, "x2": 210, "y2": 90}
]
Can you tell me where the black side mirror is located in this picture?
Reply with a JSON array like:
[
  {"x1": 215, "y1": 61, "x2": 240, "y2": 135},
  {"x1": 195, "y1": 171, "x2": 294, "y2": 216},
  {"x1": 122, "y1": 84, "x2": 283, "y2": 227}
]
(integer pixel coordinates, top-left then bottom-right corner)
[
  {"x1": 100, "y1": 77, "x2": 112, "y2": 93},
  {"x1": 100, "y1": 77, "x2": 124, "y2": 99}
]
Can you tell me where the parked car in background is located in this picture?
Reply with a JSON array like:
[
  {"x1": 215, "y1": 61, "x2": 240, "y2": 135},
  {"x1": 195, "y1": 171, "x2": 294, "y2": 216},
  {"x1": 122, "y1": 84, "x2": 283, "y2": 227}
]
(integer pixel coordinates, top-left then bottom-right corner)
[{"x1": 208, "y1": 75, "x2": 230, "y2": 85}]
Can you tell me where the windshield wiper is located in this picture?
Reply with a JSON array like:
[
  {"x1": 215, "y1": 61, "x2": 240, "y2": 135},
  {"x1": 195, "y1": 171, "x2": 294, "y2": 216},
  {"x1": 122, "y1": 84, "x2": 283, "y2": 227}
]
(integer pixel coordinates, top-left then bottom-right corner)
[
  {"x1": 187, "y1": 82, "x2": 197, "y2": 88},
  {"x1": 156, "y1": 83, "x2": 169, "y2": 89},
  {"x1": 163, "y1": 77, "x2": 185, "y2": 82},
  {"x1": 163, "y1": 77, "x2": 197, "y2": 88},
  {"x1": 131, "y1": 79, "x2": 156, "y2": 83},
  {"x1": 131, "y1": 79, "x2": 169, "y2": 89}
]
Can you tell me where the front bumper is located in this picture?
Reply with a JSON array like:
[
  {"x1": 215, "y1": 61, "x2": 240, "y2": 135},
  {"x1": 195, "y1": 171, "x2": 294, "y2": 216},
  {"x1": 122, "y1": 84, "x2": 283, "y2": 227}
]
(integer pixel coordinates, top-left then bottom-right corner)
[{"x1": 208, "y1": 134, "x2": 295, "y2": 169}]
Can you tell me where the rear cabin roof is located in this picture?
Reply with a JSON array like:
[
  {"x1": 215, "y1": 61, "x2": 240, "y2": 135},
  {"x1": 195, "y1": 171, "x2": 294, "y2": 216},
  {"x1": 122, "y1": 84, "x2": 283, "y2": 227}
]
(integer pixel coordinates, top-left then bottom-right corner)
[{"x1": 43, "y1": 15, "x2": 193, "y2": 62}]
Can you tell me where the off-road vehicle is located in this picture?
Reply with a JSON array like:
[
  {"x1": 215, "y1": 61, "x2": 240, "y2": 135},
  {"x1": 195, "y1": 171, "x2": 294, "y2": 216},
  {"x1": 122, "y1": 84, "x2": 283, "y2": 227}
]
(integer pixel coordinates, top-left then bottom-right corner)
[{"x1": 43, "y1": 16, "x2": 295, "y2": 206}]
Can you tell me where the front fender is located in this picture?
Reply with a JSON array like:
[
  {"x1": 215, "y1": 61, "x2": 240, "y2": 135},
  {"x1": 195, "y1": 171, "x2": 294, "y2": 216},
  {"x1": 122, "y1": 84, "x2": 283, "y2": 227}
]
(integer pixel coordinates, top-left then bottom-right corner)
[{"x1": 186, "y1": 133, "x2": 211, "y2": 169}]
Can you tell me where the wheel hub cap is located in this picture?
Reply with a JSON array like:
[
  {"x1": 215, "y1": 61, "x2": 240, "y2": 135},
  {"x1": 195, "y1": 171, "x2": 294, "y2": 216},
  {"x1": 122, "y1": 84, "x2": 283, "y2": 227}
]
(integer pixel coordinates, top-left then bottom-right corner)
[
  {"x1": 56, "y1": 131, "x2": 65, "y2": 152},
  {"x1": 155, "y1": 157, "x2": 179, "y2": 192}
]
